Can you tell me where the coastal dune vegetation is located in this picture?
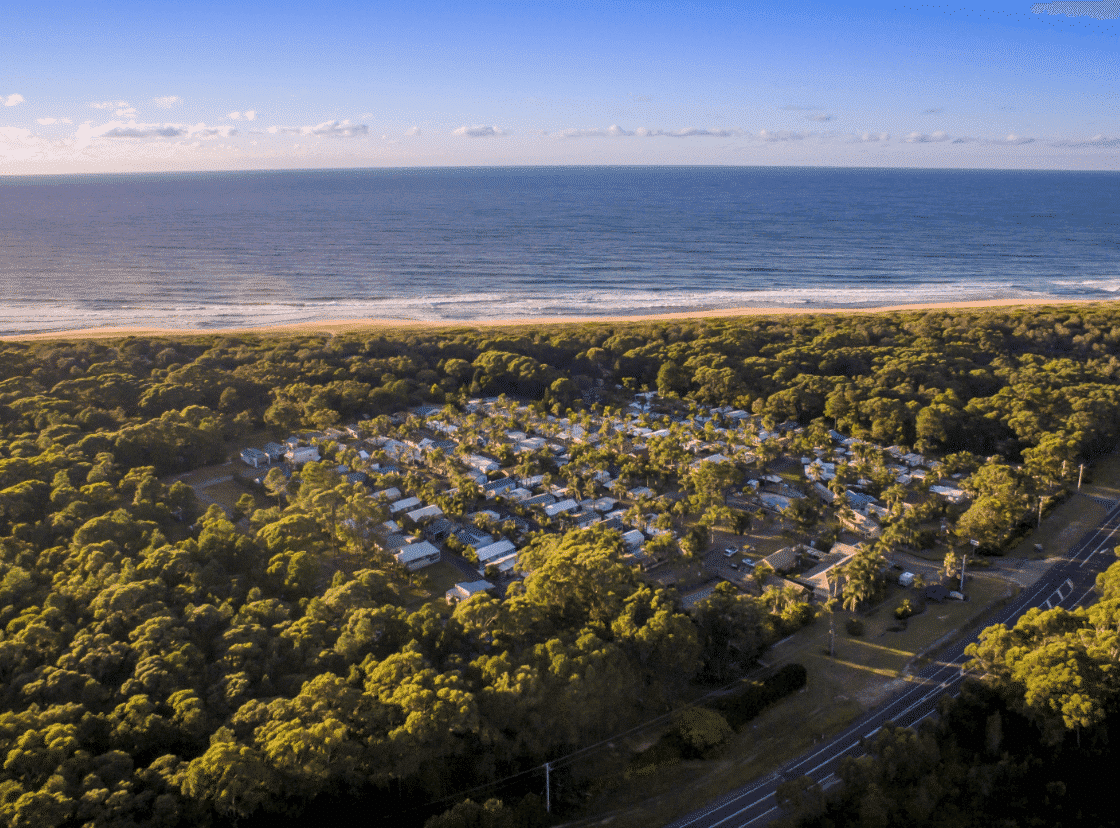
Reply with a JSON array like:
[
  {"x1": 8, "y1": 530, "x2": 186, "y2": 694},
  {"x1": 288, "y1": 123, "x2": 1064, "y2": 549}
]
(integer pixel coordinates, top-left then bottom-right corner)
[{"x1": 1, "y1": 304, "x2": 1120, "y2": 827}]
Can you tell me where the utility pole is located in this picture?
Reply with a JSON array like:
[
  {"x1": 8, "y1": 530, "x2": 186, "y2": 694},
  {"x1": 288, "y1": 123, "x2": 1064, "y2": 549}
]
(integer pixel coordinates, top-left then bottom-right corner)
[
  {"x1": 965, "y1": 539, "x2": 978, "y2": 594},
  {"x1": 1038, "y1": 496, "x2": 1043, "y2": 528},
  {"x1": 544, "y1": 762, "x2": 551, "y2": 813},
  {"x1": 1078, "y1": 463, "x2": 1084, "y2": 490}
]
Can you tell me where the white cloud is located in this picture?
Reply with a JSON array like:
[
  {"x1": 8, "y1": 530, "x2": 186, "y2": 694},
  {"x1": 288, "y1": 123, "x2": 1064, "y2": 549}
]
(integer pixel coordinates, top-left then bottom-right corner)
[
  {"x1": 904, "y1": 131, "x2": 951, "y2": 143},
  {"x1": 36, "y1": 117, "x2": 73, "y2": 126},
  {"x1": 1031, "y1": 1, "x2": 1120, "y2": 19},
  {"x1": 662, "y1": 127, "x2": 740, "y2": 137},
  {"x1": 452, "y1": 125, "x2": 505, "y2": 137},
  {"x1": 153, "y1": 96, "x2": 181, "y2": 108},
  {"x1": 74, "y1": 120, "x2": 238, "y2": 150},
  {"x1": 90, "y1": 100, "x2": 137, "y2": 117},
  {"x1": 229, "y1": 110, "x2": 257, "y2": 121},
  {"x1": 755, "y1": 129, "x2": 807, "y2": 142},
  {"x1": 1050, "y1": 134, "x2": 1120, "y2": 147},
  {"x1": 857, "y1": 132, "x2": 890, "y2": 142},
  {"x1": 4, "y1": 94, "x2": 25, "y2": 107},
  {"x1": 552, "y1": 125, "x2": 743, "y2": 139},
  {"x1": 0, "y1": 126, "x2": 35, "y2": 142},
  {"x1": 0, "y1": 126, "x2": 64, "y2": 162},
  {"x1": 267, "y1": 119, "x2": 368, "y2": 137},
  {"x1": 557, "y1": 127, "x2": 609, "y2": 138},
  {"x1": 807, "y1": 113, "x2": 833, "y2": 122},
  {"x1": 405, "y1": 126, "x2": 421, "y2": 136}
]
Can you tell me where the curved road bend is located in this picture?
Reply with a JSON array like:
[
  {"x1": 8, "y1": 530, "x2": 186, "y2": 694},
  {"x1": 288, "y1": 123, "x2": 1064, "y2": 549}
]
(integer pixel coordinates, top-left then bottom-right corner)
[{"x1": 665, "y1": 500, "x2": 1120, "y2": 828}]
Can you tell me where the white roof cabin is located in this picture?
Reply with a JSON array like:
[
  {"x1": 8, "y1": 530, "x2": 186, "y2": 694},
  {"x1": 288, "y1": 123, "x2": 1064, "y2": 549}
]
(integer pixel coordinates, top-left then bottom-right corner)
[
  {"x1": 464, "y1": 454, "x2": 500, "y2": 474},
  {"x1": 394, "y1": 540, "x2": 441, "y2": 571},
  {"x1": 544, "y1": 499, "x2": 579, "y2": 518},
  {"x1": 621, "y1": 529, "x2": 646, "y2": 549},
  {"x1": 286, "y1": 446, "x2": 320, "y2": 466},
  {"x1": 487, "y1": 552, "x2": 520, "y2": 574},
  {"x1": 476, "y1": 538, "x2": 516, "y2": 563},
  {"x1": 446, "y1": 580, "x2": 494, "y2": 604},
  {"x1": 406, "y1": 504, "x2": 444, "y2": 523},
  {"x1": 690, "y1": 453, "x2": 731, "y2": 468},
  {"x1": 240, "y1": 448, "x2": 269, "y2": 468},
  {"x1": 388, "y1": 496, "x2": 423, "y2": 515}
]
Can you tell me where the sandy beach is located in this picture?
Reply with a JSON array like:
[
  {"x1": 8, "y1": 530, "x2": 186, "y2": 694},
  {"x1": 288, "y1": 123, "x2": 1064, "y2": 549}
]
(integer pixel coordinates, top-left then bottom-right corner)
[{"x1": 2, "y1": 297, "x2": 1114, "y2": 342}]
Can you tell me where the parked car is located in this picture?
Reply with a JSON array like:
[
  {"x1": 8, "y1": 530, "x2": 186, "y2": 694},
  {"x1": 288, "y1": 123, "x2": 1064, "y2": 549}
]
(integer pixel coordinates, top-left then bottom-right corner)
[{"x1": 723, "y1": 547, "x2": 737, "y2": 557}]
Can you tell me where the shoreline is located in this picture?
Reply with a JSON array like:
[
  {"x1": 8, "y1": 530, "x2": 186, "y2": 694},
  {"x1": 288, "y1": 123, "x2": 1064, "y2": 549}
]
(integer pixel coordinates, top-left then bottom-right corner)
[{"x1": 2, "y1": 297, "x2": 1115, "y2": 342}]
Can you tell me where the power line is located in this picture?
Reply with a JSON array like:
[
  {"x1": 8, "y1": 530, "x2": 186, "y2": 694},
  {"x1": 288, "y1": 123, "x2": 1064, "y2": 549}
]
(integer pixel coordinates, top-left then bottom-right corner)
[{"x1": 377, "y1": 661, "x2": 784, "y2": 822}]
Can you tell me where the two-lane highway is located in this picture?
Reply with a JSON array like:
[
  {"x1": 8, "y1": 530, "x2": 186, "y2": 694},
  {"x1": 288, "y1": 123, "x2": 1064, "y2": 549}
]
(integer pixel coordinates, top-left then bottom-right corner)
[{"x1": 666, "y1": 500, "x2": 1120, "y2": 828}]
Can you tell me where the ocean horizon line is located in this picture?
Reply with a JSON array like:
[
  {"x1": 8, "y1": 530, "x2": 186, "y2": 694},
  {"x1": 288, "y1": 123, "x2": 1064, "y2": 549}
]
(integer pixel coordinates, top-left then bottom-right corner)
[{"x1": 5, "y1": 162, "x2": 1120, "y2": 182}]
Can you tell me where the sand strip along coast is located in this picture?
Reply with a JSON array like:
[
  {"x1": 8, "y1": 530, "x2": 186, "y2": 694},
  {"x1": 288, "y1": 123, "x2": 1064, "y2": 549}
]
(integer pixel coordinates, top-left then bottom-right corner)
[{"x1": 2, "y1": 297, "x2": 1115, "y2": 341}]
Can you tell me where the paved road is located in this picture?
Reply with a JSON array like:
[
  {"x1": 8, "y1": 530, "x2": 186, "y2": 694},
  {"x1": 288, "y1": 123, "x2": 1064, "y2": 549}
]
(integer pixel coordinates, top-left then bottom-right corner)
[{"x1": 665, "y1": 500, "x2": 1120, "y2": 828}]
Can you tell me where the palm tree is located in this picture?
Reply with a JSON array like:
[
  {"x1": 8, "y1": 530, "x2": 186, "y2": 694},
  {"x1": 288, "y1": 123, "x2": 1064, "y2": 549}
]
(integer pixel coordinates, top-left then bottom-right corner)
[
  {"x1": 824, "y1": 566, "x2": 844, "y2": 656},
  {"x1": 839, "y1": 549, "x2": 884, "y2": 611}
]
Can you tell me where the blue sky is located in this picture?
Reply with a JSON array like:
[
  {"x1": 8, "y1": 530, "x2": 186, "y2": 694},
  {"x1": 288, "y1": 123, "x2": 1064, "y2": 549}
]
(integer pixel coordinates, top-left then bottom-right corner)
[{"x1": 1, "y1": 0, "x2": 1117, "y2": 172}]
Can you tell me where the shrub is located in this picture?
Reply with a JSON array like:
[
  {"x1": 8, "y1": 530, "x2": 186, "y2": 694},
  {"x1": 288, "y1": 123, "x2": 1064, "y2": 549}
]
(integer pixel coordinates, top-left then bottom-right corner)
[
  {"x1": 673, "y1": 708, "x2": 734, "y2": 759},
  {"x1": 895, "y1": 598, "x2": 914, "y2": 621},
  {"x1": 712, "y1": 663, "x2": 808, "y2": 730}
]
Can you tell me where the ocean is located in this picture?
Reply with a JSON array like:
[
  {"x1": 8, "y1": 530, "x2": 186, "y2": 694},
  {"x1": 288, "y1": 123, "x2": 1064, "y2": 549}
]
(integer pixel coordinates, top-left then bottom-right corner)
[{"x1": 0, "y1": 166, "x2": 1117, "y2": 335}]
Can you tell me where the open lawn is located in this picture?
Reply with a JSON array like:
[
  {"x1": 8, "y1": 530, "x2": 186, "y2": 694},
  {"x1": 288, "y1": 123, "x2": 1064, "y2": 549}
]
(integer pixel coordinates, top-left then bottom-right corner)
[
  {"x1": 1082, "y1": 450, "x2": 1120, "y2": 502},
  {"x1": 1008, "y1": 493, "x2": 1108, "y2": 560},
  {"x1": 407, "y1": 561, "x2": 469, "y2": 606},
  {"x1": 167, "y1": 460, "x2": 237, "y2": 488},
  {"x1": 564, "y1": 573, "x2": 1014, "y2": 828},
  {"x1": 198, "y1": 478, "x2": 256, "y2": 515}
]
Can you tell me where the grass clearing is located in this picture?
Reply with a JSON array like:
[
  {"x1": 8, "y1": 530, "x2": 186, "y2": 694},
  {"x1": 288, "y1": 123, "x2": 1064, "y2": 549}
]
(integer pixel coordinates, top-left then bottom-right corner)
[
  {"x1": 169, "y1": 460, "x2": 236, "y2": 487},
  {"x1": 408, "y1": 561, "x2": 469, "y2": 605},
  {"x1": 1082, "y1": 450, "x2": 1120, "y2": 501},
  {"x1": 565, "y1": 573, "x2": 1014, "y2": 828},
  {"x1": 1003, "y1": 448, "x2": 1120, "y2": 560},
  {"x1": 200, "y1": 479, "x2": 252, "y2": 514},
  {"x1": 1008, "y1": 493, "x2": 1107, "y2": 560}
]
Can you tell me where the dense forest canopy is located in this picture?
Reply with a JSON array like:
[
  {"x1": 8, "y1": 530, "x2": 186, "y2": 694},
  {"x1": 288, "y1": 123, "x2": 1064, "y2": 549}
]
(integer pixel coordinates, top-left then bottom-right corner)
[{"x1": 2, "y1": 304, "x2": 1120, "y2": 827}]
